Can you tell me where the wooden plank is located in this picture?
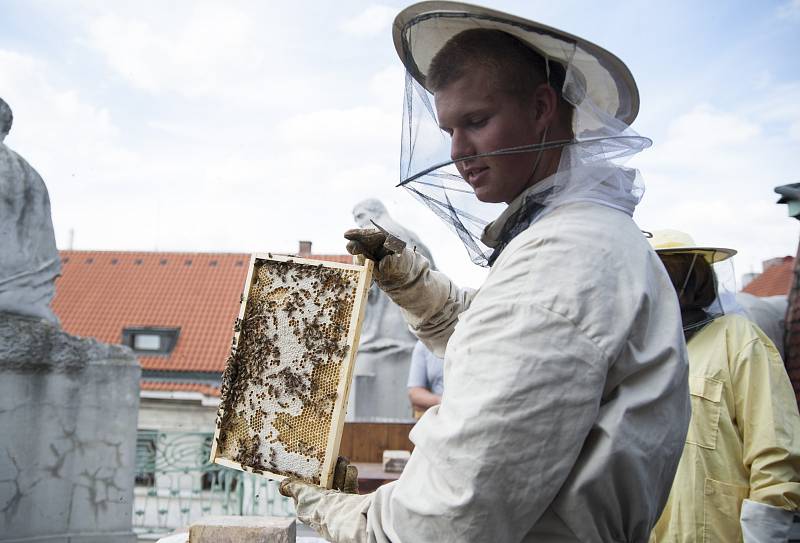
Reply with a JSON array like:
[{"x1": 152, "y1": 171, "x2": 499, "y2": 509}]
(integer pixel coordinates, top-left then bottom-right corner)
[
  {"x1": 339, "y1": 422, "x2": 415, "y2": 462},
  {"x1": 210, "y1": 254, "x2": 373, "y2": 488},
  {"x1": 209, "y1": 254, "x2": 258, "y2": 465},
  {"x1": 320, "y1": 257, "x2": 373, "y2": 487}
]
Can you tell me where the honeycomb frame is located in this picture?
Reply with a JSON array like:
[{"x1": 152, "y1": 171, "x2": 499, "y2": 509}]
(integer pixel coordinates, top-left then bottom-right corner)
[{"x1": 210, "y1": 253, "x2": 373, "y2": 488}]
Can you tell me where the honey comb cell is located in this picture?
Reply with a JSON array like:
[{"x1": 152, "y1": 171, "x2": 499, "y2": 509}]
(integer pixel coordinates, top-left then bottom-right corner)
[{"x1": 210, "y1": 254, "x2": 372, "y2": 487}]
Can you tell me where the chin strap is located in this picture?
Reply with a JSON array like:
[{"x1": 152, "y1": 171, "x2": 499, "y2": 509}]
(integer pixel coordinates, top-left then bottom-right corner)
[{"x1": 678, "y1": 254, "x2": 698, "y2": 298}]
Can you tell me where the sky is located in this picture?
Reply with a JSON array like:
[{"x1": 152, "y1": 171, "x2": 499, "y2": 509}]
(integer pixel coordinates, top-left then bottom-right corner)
[{"x1": 1, "y1": 0, "x2": 799, "y2": 288}]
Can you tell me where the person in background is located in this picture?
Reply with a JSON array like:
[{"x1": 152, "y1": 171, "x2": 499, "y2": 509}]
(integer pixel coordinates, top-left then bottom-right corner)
[
  {"x1": 407, "y1": 340, "x2": 443, "y2": 418},
  {"x1": 649, "y1": 230, "x2": 800, "y2": 542}
]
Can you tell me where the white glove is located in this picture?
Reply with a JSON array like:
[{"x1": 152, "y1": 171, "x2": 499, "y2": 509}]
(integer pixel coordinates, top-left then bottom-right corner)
[
  {"x1": 740, "y1": 499, "x2": 796, "y2": 542},
  {"x1": 344, "y1": 229, "x2": 451, "y2": 319},
  {"x1": 280, "y1": 479, "x2": 372, "y2": 543},
  {"x1": 344, "y1": 228, "x2": 473, "y2": 357}
]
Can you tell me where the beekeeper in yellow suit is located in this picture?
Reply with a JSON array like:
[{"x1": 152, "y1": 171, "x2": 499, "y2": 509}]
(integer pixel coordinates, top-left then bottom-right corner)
[{"x1": 649, "y1": 230, "x2": 800, "y2": 542}]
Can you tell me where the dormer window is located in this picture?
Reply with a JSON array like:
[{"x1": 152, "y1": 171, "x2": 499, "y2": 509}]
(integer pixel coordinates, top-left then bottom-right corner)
[{"x1": 122, "y1": 327, "x2": 180, "y2": 355}]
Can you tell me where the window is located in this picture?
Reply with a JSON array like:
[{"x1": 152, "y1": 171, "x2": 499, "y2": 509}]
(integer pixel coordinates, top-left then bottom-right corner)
[
  {"x1": 201, "y1": 435, "x2": 237, "y2": 491},
  {"x1": 135, "y1": 430, "x2": 157, "y2": 486},
  {"x1": 134, "y1": 334, "x2": 161, "y2": 351},
  {"x1": 122, "y1": 327, "x2": 180, "y2": 355}
]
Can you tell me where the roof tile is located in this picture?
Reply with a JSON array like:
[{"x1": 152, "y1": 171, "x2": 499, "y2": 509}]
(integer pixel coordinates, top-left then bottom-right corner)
[{"x1": 742, "y1": 256, "x2": 794, "y2": 297}]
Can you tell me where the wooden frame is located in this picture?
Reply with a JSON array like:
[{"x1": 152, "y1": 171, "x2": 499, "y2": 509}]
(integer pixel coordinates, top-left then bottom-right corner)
[{"x1": 209, "y1": 253, "x2": 373, "y2": 488}]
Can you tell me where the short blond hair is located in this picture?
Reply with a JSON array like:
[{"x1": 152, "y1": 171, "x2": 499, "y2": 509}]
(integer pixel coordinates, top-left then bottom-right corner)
[
  {"x1": 429, "y1": 30, "x2": 563, "y2": 97},
  {"x1": 427, "y1": 29, "x2": 573, "y2": 127}
]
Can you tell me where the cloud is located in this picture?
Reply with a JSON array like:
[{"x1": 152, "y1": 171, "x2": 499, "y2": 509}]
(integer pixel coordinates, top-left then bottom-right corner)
[
  {"x1": 339, "y1": 4, "x2": 396, "y2": 37},
  {"x1": 744, "y1": 81, "x2": 800, "y2": 141},
  {"x1": 368, "y1": 64, "x2": 405, "y2": 109},
  {"x1": 633, "y1": 98, "x2": 800, "y2": 281},
  {"x1": 86, "y1": 5, "x2": 265, "y2": 96},
  {"x1": 777, "y1": 0, "x2": 800, "y2": 20},
  {"x1": 0, "y1": 48, "x2": 152, "y2": 253},
  {"x1": 635, "y1": 105, "x2": 765, "y2": 180},
  {"x1": 278, "y1": 105, "x2": 397, "y2": 152},
  {"x1": 0, "y1": 49, "x2": 137, "y2": 187}
]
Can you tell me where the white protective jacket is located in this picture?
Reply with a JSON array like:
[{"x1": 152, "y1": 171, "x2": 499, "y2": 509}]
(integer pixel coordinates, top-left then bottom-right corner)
[{"x1": 297, "y1": 198, "x2": 690, "y2": 542}]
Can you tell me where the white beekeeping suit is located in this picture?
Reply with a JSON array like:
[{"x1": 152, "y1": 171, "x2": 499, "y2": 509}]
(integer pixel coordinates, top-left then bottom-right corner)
[{"x1": 281, "y1": 3, "x2": 690, "y2": 541}]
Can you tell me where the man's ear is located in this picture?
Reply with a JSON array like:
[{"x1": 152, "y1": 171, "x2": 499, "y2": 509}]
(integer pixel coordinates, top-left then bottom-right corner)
[{"x1": 533, "y1": 83, "x2": 559, "y2": 125}]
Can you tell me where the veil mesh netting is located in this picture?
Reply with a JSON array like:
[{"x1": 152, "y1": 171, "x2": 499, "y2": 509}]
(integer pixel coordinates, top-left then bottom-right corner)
[
  {"x1": 656, "y1": 249, "x2": 739, "y2": 338},
  {"x1": 394, "y1": 8, "x2": 653, "y2": 266}
]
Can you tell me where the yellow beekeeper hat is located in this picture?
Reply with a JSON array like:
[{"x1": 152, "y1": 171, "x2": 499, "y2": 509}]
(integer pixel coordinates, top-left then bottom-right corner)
[{"x1": 648, "y1": 229, "x2": 736, "y2": 264}]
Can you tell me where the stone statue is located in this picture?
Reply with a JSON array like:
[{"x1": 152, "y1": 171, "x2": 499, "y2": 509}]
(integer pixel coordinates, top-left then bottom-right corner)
[
  {"x1": 0, "y1": 97, "x2": 140, "y2": 542},
  {"x1": 349, "y1": 198, "x2": 436, "y2": 420},
  {"x1": 0, "y1": 97, "x2": 61, "y2": 323}
]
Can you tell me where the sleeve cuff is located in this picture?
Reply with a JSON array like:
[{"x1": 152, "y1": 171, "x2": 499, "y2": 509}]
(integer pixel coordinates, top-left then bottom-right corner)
[{"x1": 740, "y1": 498, "x2": 797, "y2": 543}]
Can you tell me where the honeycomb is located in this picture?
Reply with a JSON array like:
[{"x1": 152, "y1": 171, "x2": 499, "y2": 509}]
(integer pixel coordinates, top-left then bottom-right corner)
[{"x1": 214, "y1": 256, "x2": 368, "y2": 487}]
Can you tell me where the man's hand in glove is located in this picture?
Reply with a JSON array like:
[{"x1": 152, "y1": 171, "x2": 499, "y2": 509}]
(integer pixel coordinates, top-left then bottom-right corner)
[
  {"x1": 332, "y1": 456, "x2": 359, "y2": 494},
  {"x1": 280, "y1": 456, "x2": 359, "y2": 497},
  {"x1": 279, "y1": 457, "x2": 371, "y2": 543},
  {"x1": 344, "y1": 227, "x2": 417, "y2": 289},
  {"x1": 344, "y1": 228, "x2": 405, "y2": 262}
]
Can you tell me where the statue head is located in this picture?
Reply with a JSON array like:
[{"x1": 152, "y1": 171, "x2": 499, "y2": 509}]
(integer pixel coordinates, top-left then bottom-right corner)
[
  {"x1": 352, "y1": 198, "x2": 388, "y2": 228},
  {"x1": 0, "y1": 98, "x2": 12, "y2": 142}
]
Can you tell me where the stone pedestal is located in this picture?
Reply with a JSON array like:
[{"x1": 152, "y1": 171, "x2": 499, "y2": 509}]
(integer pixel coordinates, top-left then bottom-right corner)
[
  {"x1": 0, "y1": 313, "x2": 141, "y2": 543},
  {"x1": 189, "y1": 516, "x2": 296, "y2": 542}
]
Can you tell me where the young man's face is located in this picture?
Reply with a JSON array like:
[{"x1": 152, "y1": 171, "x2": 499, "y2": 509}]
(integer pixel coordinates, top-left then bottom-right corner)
[{"x1": 434, "y1": 64, "x2": 543, "y2": 204}]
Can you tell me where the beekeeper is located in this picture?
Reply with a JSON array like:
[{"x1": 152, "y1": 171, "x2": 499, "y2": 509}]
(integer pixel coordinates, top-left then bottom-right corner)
[
  {"x1": 281, "y1": 2, "x2": 691, "y2": 541},
  {"x1": 648, "y1": 230, "x2": 800, "y2": 543}
]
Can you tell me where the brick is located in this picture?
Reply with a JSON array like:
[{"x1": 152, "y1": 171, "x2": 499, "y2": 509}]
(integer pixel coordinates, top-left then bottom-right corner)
[{"x1": 189, "y1": 516, "x2": 296, "y2": 543}]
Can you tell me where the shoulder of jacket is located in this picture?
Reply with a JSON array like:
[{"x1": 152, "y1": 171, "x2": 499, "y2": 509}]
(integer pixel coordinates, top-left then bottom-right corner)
[
  {"x1": 494, "y1": 203, "x2": 646, "y2": 269},
  {"x1": 703, "y1": 314, "x2": 761, "y2": 338},
  {"x1": 693, "y1": 314, "x2": 778, "y2": 362}
]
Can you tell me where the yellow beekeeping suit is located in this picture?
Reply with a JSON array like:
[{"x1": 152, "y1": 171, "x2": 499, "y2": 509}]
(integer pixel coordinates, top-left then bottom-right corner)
[{"x1": 652, "y1": 314, "x2": 800, "y2": 542}]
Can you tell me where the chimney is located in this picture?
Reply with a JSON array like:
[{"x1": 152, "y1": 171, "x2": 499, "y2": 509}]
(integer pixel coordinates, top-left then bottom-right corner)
[
  {"x1": 298, "y1": 240, "x2": 312, "y2": 256},
  {"x1": 763, "y1": 257, "x2": 790, "y2": 272}
]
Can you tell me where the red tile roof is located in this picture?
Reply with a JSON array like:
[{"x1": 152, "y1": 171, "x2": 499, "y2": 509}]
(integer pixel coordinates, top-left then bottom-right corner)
[
  {"x1": 141, "y1": 380, "x2": 221, "y2": 397},
  {"x1": 53, "y1": 250, "x2": 352, "y2": 373},
  {"x1": 742, "y1": 256, "x2": 794, "y2": 297}
]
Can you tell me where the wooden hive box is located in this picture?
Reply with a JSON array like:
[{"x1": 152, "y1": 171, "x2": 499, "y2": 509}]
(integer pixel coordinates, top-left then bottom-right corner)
[{"x1": 210, "y1": 253, "x2": 373, "y2": 488}]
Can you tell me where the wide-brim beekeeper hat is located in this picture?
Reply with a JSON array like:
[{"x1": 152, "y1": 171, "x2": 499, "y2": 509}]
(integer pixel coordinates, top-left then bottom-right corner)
[
  {"x1": 648, "y1": 229, "x2": 737, "y2": 264},
  {"x1": 393, "y1": 1, "x2": 651, "y2": 267},
  {"x1": 392, "y1": 0, "x2": 641, "y2": 125}
]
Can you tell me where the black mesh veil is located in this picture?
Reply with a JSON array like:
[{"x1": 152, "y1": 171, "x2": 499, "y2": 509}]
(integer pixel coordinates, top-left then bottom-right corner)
[{"x1": 394, "y1": 3, "x2": 653, "y2": 266}]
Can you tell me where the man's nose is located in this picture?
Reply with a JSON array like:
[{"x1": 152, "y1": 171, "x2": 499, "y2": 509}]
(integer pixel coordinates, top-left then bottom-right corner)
[{"x1": 450, "y1": 130, "x2": 475, "y2": 163}]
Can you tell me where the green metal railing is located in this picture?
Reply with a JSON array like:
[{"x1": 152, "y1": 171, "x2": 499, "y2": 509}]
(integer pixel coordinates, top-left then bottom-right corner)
[{"x1": 133, "y1": 431, "x2": 294, "y2": 537}]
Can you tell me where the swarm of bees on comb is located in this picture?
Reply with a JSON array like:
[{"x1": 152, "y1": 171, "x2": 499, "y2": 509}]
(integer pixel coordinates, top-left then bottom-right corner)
[{"x1": 211, "y1": 254, "x2": 372, "y2": 487}]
